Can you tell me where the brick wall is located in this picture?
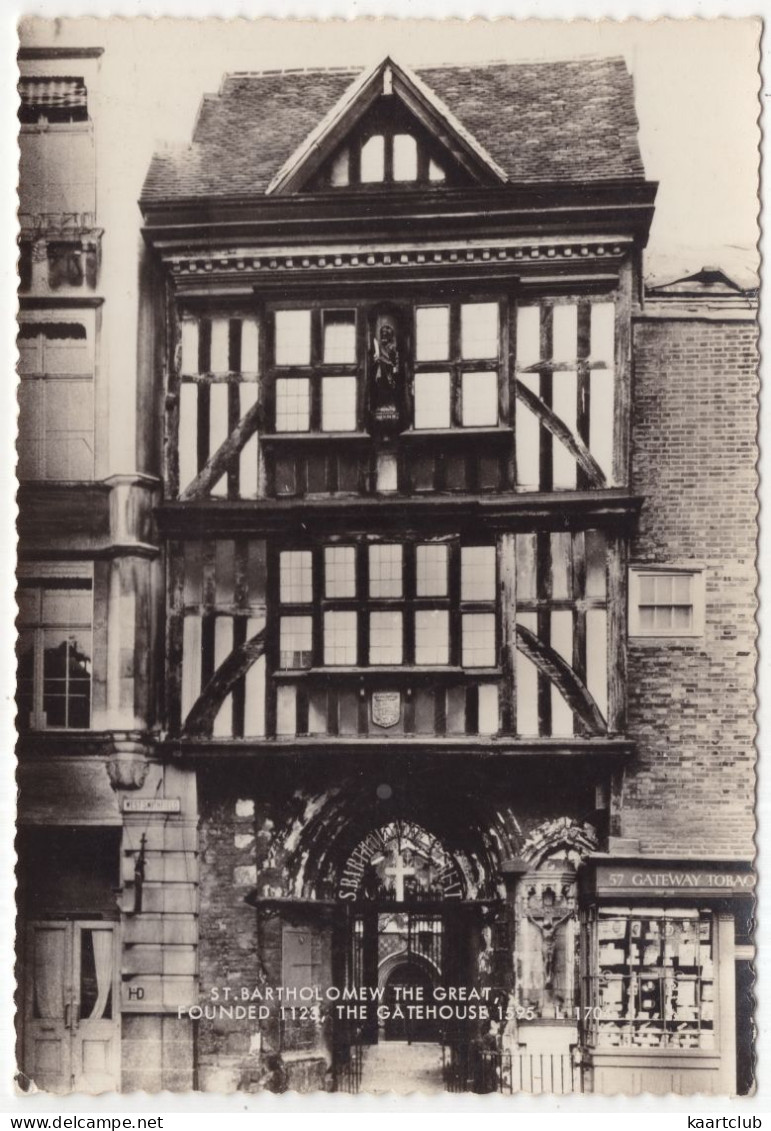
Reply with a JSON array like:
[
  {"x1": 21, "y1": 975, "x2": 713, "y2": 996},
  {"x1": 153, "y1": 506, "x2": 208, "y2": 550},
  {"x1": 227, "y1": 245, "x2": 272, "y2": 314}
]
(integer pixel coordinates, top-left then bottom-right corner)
[{"x1": 622, "y1": 313, "x2": 758, "y2": 856}]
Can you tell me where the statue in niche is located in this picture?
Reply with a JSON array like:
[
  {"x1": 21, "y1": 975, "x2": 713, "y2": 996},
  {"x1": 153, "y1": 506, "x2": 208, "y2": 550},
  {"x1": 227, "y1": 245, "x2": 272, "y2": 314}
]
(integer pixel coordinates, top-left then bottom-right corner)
[
  {"x1": 525, "y1": 883, "x2": 575, "y2": 1002},
  {"x1": 369, "y1": 309, "x2": 404, "y2": 433}
]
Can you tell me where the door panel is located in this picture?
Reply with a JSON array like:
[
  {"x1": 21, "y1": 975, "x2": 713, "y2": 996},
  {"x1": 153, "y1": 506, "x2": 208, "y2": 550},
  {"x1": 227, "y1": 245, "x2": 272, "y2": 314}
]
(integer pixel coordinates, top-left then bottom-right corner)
[
  {"x1": 24, "y1": 923, "x2": 71, "y2": 1093},
  {"x1": 23, "y1": 922, "x2": 119, "y2": 1094}
]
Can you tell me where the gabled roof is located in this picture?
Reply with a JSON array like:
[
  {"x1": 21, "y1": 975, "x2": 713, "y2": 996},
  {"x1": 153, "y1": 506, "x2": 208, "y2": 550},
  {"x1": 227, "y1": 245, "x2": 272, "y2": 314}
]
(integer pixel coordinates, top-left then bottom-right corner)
[
  {"x1": 647, "y1": 265, "x2": 747, "y2": 296},
  {"x1": 266, "y1": 57, "x2": 509, "y2": 195},
  {"x1": 141, "y1": 55, "x2": 646, "y2": 206}
]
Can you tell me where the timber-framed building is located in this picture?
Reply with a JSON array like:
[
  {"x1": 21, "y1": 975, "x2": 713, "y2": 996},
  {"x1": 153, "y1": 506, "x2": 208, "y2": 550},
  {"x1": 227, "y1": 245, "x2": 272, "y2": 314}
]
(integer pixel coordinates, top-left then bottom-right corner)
[{"x1": 16, "y1": 52, "x2": 757, "y2": 1096}]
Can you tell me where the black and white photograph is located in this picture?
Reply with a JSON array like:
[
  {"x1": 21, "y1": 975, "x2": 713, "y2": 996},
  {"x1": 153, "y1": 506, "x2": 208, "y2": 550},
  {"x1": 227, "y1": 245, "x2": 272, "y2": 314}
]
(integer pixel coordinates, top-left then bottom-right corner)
[{"x1": 11, "y1": 14, "x2": 760, "y2": 1102}]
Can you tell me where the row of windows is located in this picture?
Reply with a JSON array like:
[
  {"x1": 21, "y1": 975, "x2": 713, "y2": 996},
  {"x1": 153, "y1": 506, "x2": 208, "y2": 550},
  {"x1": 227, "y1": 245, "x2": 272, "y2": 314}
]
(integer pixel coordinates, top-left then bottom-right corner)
[
  {"x1": 279, "y1": 610, "x2": 496, "y2": 669},
  {"x1": 270, "y1": 302, "x2": 499, "y2": 369},
  {"x1": 13, "y1": 566, "x2": 704, "y2": 731},
  {"x1": 326, "y1": 133, "x2": 446, "y2": 188},
  {"x1": 279, "y1": 544, "x2": 495, "y2": 603}
]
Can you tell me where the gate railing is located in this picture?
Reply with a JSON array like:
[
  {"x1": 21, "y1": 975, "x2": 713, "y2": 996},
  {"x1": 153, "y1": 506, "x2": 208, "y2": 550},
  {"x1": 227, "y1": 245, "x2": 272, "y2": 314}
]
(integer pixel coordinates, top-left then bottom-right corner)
[
  {"x1": 443, "y1": 1043, "x2": 581, "y2": 1095},
  {"x1": 333, "y1": 1030, "x2": 364, "y2": 1094}
]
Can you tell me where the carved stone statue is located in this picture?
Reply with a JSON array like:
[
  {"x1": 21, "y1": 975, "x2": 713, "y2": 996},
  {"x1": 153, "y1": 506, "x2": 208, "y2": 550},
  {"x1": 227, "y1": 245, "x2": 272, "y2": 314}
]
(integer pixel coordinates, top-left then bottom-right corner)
[
  {"x1": 525, "y1": 885, "x2": 573, "y2": 990},
  {"x1": 370, "y1": 310, "x2": 403, "y2": 432}
]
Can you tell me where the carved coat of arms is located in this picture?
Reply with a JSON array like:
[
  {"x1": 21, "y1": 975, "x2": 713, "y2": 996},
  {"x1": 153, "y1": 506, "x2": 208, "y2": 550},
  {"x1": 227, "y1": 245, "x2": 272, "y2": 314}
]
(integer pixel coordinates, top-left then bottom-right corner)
[{"x1": 371, "y1": 691, "x2": 401, "y2": 728}]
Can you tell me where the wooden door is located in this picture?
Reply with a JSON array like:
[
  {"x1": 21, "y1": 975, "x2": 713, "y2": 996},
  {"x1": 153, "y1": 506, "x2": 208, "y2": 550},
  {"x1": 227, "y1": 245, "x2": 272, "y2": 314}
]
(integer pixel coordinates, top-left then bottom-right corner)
[{"x1": 23, "y1": 922, "x2": 119, "y2": 1094}]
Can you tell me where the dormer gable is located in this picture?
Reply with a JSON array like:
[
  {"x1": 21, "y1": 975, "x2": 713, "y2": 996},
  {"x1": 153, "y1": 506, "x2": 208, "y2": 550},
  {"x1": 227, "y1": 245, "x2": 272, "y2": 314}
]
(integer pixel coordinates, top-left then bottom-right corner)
[{"x1": 266, "y1": 57, "x2": 508, "y2": 196}]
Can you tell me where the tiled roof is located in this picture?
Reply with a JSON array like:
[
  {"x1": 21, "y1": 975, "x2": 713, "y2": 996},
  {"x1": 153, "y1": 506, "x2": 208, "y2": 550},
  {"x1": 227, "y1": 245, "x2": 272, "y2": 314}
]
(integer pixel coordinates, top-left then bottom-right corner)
[{"x1": 141, "y1": 57, "x2": 645, "y2": 205}]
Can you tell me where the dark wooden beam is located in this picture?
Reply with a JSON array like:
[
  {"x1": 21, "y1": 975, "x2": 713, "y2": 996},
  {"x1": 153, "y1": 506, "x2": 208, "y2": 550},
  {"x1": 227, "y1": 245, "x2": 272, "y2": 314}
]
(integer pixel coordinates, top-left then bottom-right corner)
[
  {"x1": 515, "y1": 621, "x2": 606, "y2": 736},
  {"x1": 183, "y1": 624, "x2": 266, "y2": 737},
  {"x1": 179, "y1": 398, "x2": 263, "y2": 501},
  {"x1": 515, "y1": 380, "x2": 606, "y2": 488}
]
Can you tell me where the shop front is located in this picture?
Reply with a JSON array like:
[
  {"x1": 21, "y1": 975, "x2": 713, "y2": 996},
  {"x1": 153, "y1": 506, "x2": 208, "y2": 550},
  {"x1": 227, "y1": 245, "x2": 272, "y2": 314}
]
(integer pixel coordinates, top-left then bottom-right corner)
[{"x1": 578, "y1": 855, "x2": 755, "y2": 1096}]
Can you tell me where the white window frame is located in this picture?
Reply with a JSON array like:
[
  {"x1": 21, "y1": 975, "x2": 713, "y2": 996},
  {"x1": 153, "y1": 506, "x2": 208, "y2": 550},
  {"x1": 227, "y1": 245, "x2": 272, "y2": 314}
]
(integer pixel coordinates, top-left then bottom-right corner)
[
  {"x1": 16, "y1": 564, "x2": 94, "y2": 730},
  {"x1": 628, "y1": 565, "x2": 706, "y2": 639}
]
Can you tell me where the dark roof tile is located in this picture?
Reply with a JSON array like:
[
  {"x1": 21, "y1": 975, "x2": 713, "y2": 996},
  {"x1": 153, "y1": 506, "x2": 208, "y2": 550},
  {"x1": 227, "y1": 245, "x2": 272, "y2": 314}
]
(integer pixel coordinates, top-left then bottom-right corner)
[{"x1": 141, "y1": 57, "x2": 645, "y2": 205}]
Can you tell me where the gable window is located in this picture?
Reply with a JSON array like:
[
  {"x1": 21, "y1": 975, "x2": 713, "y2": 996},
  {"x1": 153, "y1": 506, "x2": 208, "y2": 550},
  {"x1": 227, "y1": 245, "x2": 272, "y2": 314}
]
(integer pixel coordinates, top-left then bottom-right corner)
[
  {"x1": 18, "y1": 76, "x2": 88, "y2": 125},
  {"x1": 17, "y1": 577, "x2": 92, "y2": 730},
  {"x1": 413, "y1": 301, "x2": 500, "y2": 430},
  {"x1": 17, "y1": 317, "x2": 95, "y2": 481},
  {"x1": 628, "y1": 566, "x2": 705, "y2": 638},
  {"x1": 324, "y1": 133, "x2": 445, "y2": 188},
  {"x1": 393, "y1": 134, "x2": 418, "y2": 181}
]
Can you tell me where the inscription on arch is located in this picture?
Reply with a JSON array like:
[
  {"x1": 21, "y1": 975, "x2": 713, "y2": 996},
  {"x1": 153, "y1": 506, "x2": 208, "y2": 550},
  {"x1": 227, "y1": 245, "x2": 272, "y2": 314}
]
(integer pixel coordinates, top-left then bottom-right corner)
[{"x1": 338, "y1": 821, "x2": 464, "y2": 903}]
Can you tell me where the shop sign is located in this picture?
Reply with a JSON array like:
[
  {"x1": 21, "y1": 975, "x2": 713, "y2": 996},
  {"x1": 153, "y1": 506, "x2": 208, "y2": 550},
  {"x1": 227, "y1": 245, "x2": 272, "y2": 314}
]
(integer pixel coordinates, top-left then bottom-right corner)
[{"x1": 594, "y1": 863, "x2": 755, "y2": 898}]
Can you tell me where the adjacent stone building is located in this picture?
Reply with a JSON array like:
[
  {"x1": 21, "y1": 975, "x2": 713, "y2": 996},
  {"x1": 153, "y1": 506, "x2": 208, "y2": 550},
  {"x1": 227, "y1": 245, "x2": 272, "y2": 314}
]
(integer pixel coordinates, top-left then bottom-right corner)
[{"x1": 16, "y1": 49, "x2": 757, "y2": 1096}]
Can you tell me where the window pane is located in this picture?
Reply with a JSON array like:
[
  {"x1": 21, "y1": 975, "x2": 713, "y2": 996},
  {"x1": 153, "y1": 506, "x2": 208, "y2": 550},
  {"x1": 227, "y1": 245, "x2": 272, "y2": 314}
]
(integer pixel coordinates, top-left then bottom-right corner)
[
  {"x1": 393, "y1": 134, "x2": 418, "y2": 181},
  {"x1": 416, "y1": 544, "x2": 448, "y2": 596},
  {"x1": 321, "y1": 376, "x2": 357, "y2": 432},
  {"x1": 324, "y1": 610, "x2": 357, "y2": 665},
  {"x1": 330, "y1": 147, "x2": 350, "y2": 187},
  {"x1": 323, "y1": 311, "x2": 356, "y2": 363},
  {"x1": 462, "y1": 613, "x2": 496, "y2": 667},
  {"x1": 428, "y1": 159, "x2": 445, "y2": 183},
  {"x1": 324, "y1": 547, "x2": 356, "y2": 598},
  {"x1": 279, "y1": 616, "x2": 313, "y2": 669},
  {"x1": 275, "y1": 377, "x2": 310, "y2": 432},
  {"x1": 369, "y1": 611, "x2": 403, "y2": 665},
  {"x1": 415, "y1": 610, "x2": 449, "y2": 664},
  {"x1": 279, "y1": 551, "x2": 313, "y2": 604},
  {"x1": 42, "y1": 630, "x2": 91, "y2": 728},
  {"x1": 673, "y1": 606, "x2": 693, "y2": 631},
  {"x1": 416, "y1": 307, "x2": 449, "y2": 362},
  {"x1": 361, "y1": 135, "x2": 385, "y2": 183},
  {"x1": 655, "y1": 574, "x2": 673, "y2": 603},
  {"x1": 673, "y1": 575, "x2": 692, "y2": 603},
  {"x1": 369, "y1": 544, "x2": 403, "y2": 598},
  {"x1": 639, "y1": 575, "x2": 656, "y2": 604},
  {"x1": 461, "y1": 371, "x2": 498, "y2": 427},
  {"x1": 275, "y1": 310, "x2": 311, "y2": 366},
  {"x1": 461, "y1": 546, "x2": 496, "y2": 602},
  {"x1": 653, "y1": 606, "x2": 673, "y2": 631},
  {"x1": 639, "y1": 607, "x2": 655, "y2": 631},
  {"x1": 414, "y1": 372, "x2": 451, "y2": 429},
  {"x1": 461, "y1": 303, "x2": 498, "y2": 359}
]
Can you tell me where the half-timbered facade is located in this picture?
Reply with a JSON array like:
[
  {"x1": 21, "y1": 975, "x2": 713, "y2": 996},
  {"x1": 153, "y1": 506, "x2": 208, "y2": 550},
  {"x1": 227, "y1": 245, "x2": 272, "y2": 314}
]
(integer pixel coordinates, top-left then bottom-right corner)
[{"x1": 17, "y1": 48, "x2": 756, "y2": 1097}]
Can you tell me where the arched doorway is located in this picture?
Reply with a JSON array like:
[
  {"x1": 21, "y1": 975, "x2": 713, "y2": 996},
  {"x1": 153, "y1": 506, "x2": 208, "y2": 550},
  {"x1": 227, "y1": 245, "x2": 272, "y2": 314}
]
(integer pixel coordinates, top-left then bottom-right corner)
[{"x1": 382, "y1": 955, "x2": 442, "y2": 1042}]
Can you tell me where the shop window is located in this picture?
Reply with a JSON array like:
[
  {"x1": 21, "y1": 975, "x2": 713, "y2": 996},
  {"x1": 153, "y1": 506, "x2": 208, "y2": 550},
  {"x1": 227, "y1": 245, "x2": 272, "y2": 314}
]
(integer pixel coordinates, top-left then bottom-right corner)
[
  {"x1": 586, "y1": 909, "x2": 715, "y2": 1051},
  {"x1": 18, "y1": 76, "x2": 88, "y2": 124},
  {"x1": 17, "y1": 578, "x2": 92, "y2": 731},
  {"x1": 629, "y1": 567, "x2": 705, "y2": 638},
  {"x1": 17, "y1": 318, "x2": 95, "y2": 481}
]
